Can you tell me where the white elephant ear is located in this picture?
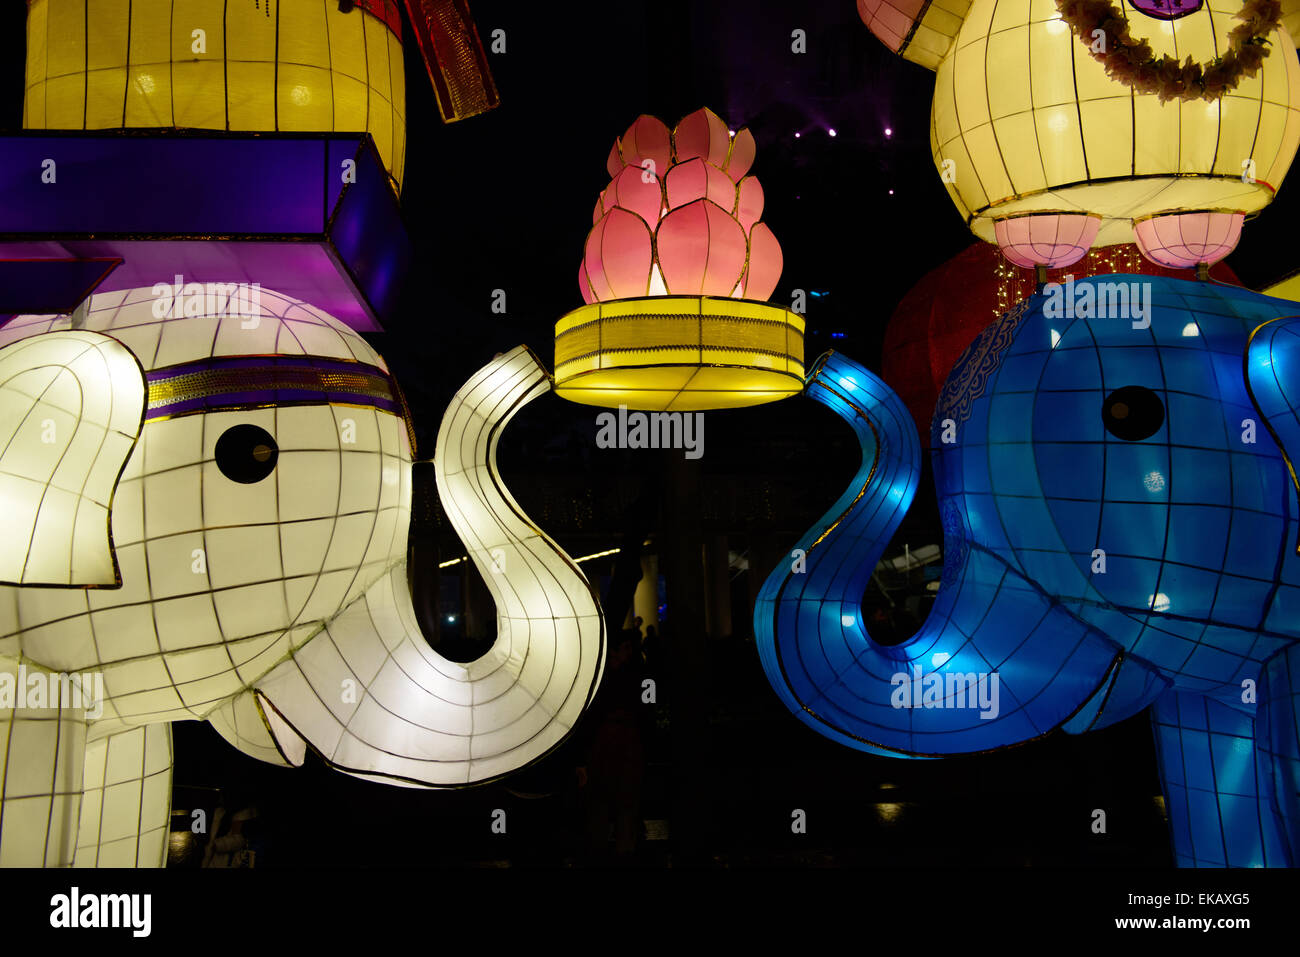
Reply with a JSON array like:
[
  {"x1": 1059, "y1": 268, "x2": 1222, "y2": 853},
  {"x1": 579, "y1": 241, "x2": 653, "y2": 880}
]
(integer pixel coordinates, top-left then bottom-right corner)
[
  {"x1": 206, "y1": 689, "x2": 306, "y2": 769},
  {"x1": 0, "y1": 330, "x2": 145, "y2": 587}
]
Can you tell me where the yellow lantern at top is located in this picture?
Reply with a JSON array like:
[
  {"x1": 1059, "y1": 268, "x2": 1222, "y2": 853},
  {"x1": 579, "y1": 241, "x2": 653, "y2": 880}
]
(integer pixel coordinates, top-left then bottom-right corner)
[
  {"x1": 24, "y1": 0, "x2": 407, "y2": 188},
  {"x1": 859, "y1": 0, "x2": 1300, "y2": 270}
]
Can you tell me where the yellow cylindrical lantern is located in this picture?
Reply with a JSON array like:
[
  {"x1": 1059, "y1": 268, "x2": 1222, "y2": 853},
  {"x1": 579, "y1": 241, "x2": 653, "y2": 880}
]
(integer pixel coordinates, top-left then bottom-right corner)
[
  {"x1": 928, "y1": 0, "x2": 1300, "y2": 248},
  {"x1": 554, "y1": 296, "x2": 805, "y2": 411},
  {"x1": 23, "y1": 0, "x2": 407, "y2": 187}
]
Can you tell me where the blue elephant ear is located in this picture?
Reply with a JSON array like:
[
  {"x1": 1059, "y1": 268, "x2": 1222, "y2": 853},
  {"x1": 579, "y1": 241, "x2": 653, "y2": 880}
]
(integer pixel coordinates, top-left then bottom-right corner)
[
  {"x1": 0, "y1": 330, "x2": 145, "y2": 587},
  {"x1": 1246, "y1": 314, "x2": 1300, "y2": 551}
]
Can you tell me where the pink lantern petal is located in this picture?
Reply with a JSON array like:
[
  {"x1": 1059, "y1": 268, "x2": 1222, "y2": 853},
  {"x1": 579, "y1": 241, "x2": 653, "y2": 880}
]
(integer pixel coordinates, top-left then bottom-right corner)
[
  {"x1": 1134, "y1": 211, "x2": 1243, "y2": 269},
  {"x1": 593, "y1": 186, "x2": 608, "y2": 224},
  {"x1": 744, "y1": 222, "x2": 783, "y2": 301},
  {"x1": 993, "y1": 213, "x2": 1099, "y2": 268},
  {"x1": 585, "y1": 209, "x2": 653, "y2": 301},
  {"x1": 578, "y1": 259, "x2": 597, "y2": 304},
  {"x1": 673, "y1": 107, "x2": 731, "y2": 167},
  {"x1": 619, "y1": 115, "x2": 673, "y2": 182},
  {"x1": 665, "y1": 157, "x2": 738, "y2": 213},
  {"x1": 606, "y1": 139, "x2": 624, "y2": 178},
  {"x1": 857, "y1": 0, "x2": 926, "y2": 53},
  {"x1": 654, "y1": 199, "x2": 748, "y2": 297},
  {"x1": 726, "y1": 128, "x2": 756, "y2": 181},
  {"x1": 607, "y1": 165, "x2": 666, "y2": 228},
  {"x1": 736, "y1": 176, "x2": 765, "y2": 234}
]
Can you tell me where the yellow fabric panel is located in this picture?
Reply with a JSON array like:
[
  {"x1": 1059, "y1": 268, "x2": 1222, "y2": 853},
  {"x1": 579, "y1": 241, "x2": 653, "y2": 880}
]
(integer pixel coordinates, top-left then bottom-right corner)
[
  {"x1": 329, "y1": 7, "x2": 370, "y2": 131},
  {"x1": 1257, "y1": 102, "x2": 1294, "y2": 186},
  {"x1": 85, "y1": 0, "x2": 129, "y2": 128},
  {"x1": 698, "y1": 347, "x2": 789, "y2": 370},
  {"x1": 23, "y1": 0, "x2": 48, "y2": 127},
  {"x1": 1261, "y1": 34, "x2": 1300, "y2": 187},
  {"x1": 124, "y1": 0, "x2": 173, "y2": 128},
  {"x1": 24, "y1": 0, "x2": 407, "y2": 188},
  {"x1": 995, "y1": 112, "x2": 1045, "y2": 194},
  {"x1": 1068, "y1": 22, "x2": 1113, "y2": 103},
  {"x1": 1078, "y1": 96, "x2": 1132, "y2": 177},
  {"x1": 985, "y1": 29, "x2": 1029, "y2": 120},
  {"x1": 907, "y1": 27, "x2": 950, "y2": 68},
  {"x1": 1215, "y1": 92, "x2": 1260, "y2": 178},
  {"x1": 960, "y1": 0, "x2": 996, "y2": 47},
  {"x1": 171, "y1": 0, "x2": 225, "y2": 130},
  {"x1": 42, "y1": 0, "x2": 85, "y2": 83},
  {"x1": 387, "y1": 29, "x2": 407, "y2": 185},
  {"x1": 932, "y1": 104, "x2": 981, "y2": 216},
  {"x1": 953, "y1": 36, "x2": 991, "y2": 128},
  {"x1": 931, "y1": 53, "x2": 963, "y2": 146},
  {"x1": 900, "y1": 0, "x2": 972, "y2": 69},
  {"x1": 1264, "y1": 272, "x2": 1300, "y2": 301},
  {"x1": 989, "y1": 0, "x2": 1026, "y2": 35},
  {"x1": 362, "y1": 12, "x2": 396, "y2": 180},
  {"x1": 1036, "y1": 104, "x2": 1087, "y2": 184},
  {"x1": 933, "y1": 0, "x2": 973, "y2": 17},
  {"x1": 921, "y1": 4, "x2": 965, "y2": 38},
  {"x1": 554, "y1": 365, "x2": 804, "y2": 412},
  {"x1": 554, "y1": 300, "x2": 804, "y2": 376},
  {"x1": 1285, "y1": 5, "x2": 1300, "y2": 48},
  {"x1": 1028, "y1": 22, "x2": 1074, "y2": 108},
  {"x1": 279, "y1": 0, "x2": 329, "y2": 68},
  {"x1": 1180, "y1": 100, "x2": 1219, "y2": 173},
  {"x1": 1027, "y1": 0, "x2": 1061, "y2": 21},
  {"x1": 38, "y1": 0, "x2": 86, "y2": 129},
  {"x1": 222, "y1": 0, "x2": 276, "y2": 132},
  {"x1": 1131, "y1": 93, "x2": 1172, "y2": 176},
  {"x1": 965, "y1": 122, "x2": 1012, "y2": 208}
]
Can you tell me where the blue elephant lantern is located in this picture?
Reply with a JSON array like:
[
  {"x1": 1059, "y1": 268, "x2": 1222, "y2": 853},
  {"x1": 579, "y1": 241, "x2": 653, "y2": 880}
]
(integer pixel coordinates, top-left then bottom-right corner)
[{"x1": 757, "y1": 275, "x2": 1300, "y2": 867}]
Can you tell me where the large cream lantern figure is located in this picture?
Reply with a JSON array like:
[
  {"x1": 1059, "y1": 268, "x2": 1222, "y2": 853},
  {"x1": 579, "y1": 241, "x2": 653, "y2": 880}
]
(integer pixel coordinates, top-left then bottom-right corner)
[
  {"x1": 858, "y1": 0, "x2": 1300, "y2": 271},
  {"x1": 0, "y1": 2, "x2": 599, "y2": 869}
]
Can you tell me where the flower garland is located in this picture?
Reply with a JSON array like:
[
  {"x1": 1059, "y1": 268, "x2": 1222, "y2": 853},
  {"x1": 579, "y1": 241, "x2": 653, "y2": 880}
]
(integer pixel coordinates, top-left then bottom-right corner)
[{"x1": 1055, "y1": 0, "x2": 1283, "y2": 102}]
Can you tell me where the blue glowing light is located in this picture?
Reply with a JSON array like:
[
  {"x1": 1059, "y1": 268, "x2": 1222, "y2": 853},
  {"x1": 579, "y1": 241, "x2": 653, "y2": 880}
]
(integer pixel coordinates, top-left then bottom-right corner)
[{"x1": 756, "y1": 278, "x2": 1300, "y2": 866}]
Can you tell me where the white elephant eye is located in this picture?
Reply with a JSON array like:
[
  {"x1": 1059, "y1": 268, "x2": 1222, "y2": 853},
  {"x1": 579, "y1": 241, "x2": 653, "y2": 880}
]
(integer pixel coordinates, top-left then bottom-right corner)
[
  {"x1": 215, "y1": 424, "x2": 279, "y2": 484},
  {"x1": 1102, "y1": 386, "x2": 1165, "y2": 441}
]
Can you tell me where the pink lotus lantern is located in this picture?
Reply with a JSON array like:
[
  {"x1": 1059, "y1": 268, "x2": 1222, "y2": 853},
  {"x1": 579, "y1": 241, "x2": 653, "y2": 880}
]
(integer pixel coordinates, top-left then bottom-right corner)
[
  {"x1": 993, "y1": 213, "x2": 1102, "y2": 270},
  {"x1": 580, "y1": 108, "x2": 782, "y2": 303},
  {"x1": 555, "y1": 108, "x2": 805, "y2": 413},
  {"x1": 1133, "y1": 211, "x2": 1244, "y2": 272}
]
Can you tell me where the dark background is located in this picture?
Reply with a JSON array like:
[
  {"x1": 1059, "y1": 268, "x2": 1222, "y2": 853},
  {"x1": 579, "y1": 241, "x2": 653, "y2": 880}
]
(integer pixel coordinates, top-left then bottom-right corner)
[{"x1": 4, "y1": 0, "x2": 1296, "y2": 867}]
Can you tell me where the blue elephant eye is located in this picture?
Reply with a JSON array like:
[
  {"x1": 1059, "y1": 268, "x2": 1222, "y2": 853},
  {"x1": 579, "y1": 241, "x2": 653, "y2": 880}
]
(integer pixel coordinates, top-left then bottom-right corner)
[
  {"x1": 215, "y1": 424, "x2": 279, "y2": 484},
  {"x1": 1102, "y1": 386, "x2": 1165, "y2": 441}
]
